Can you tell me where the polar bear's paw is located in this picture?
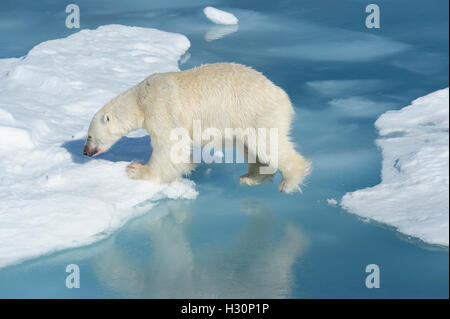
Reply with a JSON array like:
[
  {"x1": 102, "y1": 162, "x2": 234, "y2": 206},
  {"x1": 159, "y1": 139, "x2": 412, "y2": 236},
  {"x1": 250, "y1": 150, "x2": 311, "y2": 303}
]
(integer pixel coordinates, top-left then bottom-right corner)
[
  {"x1": 239, "y1": 173, "x2": 273, "y2": 186},
  {"x1": 278, "y1": 180, "x2": 302, "y2": 194},
  {"x1": 126, "y1": 162, "x2": 144, "y2": 179}
]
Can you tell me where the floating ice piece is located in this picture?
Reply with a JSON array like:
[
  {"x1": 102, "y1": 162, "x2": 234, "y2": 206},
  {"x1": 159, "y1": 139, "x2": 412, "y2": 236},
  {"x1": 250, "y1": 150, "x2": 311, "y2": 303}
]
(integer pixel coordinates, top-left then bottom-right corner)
[
  {"x1": 0, "y1": 25, "x2": 195, "y2": 268},
  {"x1": 203, "y1": 6, "x2": 238, "y2": 25},
  {"x1": 341, "y1": 88, "x2": 449, "y2": 246}
]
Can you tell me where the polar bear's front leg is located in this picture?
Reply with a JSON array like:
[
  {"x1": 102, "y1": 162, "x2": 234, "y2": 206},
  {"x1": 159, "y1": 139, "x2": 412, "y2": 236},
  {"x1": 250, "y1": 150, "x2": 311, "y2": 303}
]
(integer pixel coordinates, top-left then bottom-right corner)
[
  {"x1": 126, "y1": 143, "x2": 193, "y2": 183},
  {"x1": 127, "y1": 162, "x2": 143, "y2": 172},
  {"x1": 126, "y1": 162, "x2": 160, "y2": 182},
  {"x1": 126, "y1": 162, "x2": 143, "y2": 178}
]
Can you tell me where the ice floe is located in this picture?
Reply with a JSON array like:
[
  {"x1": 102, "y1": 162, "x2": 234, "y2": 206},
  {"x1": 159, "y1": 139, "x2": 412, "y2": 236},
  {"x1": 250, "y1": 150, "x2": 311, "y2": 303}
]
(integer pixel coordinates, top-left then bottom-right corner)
[
  {"x1": 203, "y1": 6, "x2": 238, "y2": 25},
  {"x1": 0, "y1": 25, "x2": 196, "y2": 268},
  {"x1": 341, "y1": 88, "x2": 449, "y2": 246}
]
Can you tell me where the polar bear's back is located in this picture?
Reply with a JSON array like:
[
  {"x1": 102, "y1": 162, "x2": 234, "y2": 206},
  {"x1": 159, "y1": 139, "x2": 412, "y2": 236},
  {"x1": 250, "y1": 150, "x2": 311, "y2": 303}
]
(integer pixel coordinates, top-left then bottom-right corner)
[
  {"x1": 138, "y1": 63, "x2": 294, "y2": 134},
  {"x1": 171, "y1": 63, "x2": 294, "y2": 129}
]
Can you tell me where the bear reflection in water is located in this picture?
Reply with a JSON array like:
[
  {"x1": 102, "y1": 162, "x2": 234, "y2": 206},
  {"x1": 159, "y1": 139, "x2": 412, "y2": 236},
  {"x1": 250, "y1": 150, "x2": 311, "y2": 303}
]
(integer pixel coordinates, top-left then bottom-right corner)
[{"x1": 91, "y1": 199, "x2": 307, "y2": 298}]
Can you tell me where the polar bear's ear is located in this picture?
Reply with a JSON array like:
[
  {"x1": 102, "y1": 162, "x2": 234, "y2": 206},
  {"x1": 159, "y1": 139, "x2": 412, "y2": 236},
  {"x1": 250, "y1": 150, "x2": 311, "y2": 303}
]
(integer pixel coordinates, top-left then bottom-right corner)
[{"x1": 102, "y1": 114, "x2": 111, "y2": 124}]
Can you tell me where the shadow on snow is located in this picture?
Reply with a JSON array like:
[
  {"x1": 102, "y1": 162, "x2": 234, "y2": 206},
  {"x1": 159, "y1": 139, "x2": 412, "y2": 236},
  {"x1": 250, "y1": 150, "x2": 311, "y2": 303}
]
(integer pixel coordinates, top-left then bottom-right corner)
[{"x1": 62, "y1": 136, "x2": 152, "y2": 164}]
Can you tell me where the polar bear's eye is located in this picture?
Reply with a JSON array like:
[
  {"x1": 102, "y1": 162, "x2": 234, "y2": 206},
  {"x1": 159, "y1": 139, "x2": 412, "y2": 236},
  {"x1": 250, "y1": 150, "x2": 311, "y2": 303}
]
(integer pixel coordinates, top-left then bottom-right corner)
[{"x1": 102, "y1": 114, "x2": 110, "y2": 124}]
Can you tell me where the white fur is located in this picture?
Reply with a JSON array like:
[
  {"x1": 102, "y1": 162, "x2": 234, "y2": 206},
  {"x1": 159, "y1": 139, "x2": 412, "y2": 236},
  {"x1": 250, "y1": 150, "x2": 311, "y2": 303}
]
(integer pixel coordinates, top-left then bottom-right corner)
[{"x1": 86, "y1": 63, "x2": 311, "y2": 193}]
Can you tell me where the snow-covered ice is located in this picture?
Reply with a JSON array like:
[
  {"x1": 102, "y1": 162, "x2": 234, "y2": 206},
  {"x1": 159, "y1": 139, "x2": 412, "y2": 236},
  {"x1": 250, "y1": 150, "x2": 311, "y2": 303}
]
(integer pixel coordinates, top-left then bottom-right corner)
[
  {"x1": 203, "y1": 7, "x2": 238, "y2": 25},
  {"x1": 0, "y1": 25, "x2": 196, "y2": 268},
  {"x1": 341, "y1": 88, "x2": 449, "y2": 246}
]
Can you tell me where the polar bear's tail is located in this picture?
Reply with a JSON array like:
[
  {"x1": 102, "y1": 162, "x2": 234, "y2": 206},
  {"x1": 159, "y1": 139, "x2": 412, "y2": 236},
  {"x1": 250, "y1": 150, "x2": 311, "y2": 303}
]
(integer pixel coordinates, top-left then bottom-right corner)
[{"x1": 277, "y1": 141, "x2": 311, "y2": 194}]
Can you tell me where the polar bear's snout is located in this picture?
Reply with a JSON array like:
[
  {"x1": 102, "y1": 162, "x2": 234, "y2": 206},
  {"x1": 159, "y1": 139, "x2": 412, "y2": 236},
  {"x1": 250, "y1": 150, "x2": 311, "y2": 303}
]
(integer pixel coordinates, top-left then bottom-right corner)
[
  {"x1": 83, "y1": 142, "x2": 95, "y2": 157},
  {"x1": 83, "y1": 140, "x2": 104, "y2": 157}
]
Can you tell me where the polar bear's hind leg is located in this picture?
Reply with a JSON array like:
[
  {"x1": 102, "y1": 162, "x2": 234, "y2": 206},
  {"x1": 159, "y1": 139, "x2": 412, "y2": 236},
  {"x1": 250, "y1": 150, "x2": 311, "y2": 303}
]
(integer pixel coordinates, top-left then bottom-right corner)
[{"x1": 239, "y1": 146, "x2": 274, "y2": 186}]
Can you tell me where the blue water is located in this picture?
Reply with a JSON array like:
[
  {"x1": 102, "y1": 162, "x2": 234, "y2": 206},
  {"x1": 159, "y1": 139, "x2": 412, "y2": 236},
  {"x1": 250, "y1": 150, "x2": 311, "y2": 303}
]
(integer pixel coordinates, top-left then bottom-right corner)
[{"x1": 0, "y1": 0, "x2": 448, "y2": 298}]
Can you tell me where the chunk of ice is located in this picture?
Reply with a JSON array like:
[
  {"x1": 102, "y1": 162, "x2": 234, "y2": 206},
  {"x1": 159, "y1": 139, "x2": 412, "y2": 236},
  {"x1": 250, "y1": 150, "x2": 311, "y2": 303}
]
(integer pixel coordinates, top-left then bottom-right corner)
[
  {"x1": 204, "y1": 6, "x2": 238, "y2": 25},
  {"x1": 0, "y1": 25, "x2": 195, "y2": 268},
  {"x1": 341, "y1": 88, "x2": 449, "y2": 246}
]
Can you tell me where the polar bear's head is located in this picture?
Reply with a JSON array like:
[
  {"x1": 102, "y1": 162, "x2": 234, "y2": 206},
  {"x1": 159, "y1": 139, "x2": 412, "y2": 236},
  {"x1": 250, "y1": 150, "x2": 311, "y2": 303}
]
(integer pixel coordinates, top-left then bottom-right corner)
[
  {"x1": 83, "y1": 108, "x2": 124, "y2": 157},
  {"x1": 84, "y1": 88, "x2": 143, "y2": 157}
]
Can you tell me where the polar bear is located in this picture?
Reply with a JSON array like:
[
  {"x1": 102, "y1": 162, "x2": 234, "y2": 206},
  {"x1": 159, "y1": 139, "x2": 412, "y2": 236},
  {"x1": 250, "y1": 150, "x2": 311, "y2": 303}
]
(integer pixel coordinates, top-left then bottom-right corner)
[{"x1": 83, "y1": 63, "x2": 310, "y2": 193}]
